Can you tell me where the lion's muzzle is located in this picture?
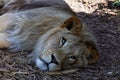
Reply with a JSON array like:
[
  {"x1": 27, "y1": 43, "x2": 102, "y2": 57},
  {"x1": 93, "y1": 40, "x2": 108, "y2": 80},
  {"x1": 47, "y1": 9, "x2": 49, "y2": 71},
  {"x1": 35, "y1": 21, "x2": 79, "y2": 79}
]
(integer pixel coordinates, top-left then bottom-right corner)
[{"x1": 35, "y1": 53, "x2": 61, "y2": 71}]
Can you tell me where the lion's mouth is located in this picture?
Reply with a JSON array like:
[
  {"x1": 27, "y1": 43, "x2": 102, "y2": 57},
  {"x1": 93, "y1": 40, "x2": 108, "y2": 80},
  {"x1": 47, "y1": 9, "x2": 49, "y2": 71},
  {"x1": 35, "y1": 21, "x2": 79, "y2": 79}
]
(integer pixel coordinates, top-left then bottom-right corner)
[{"x1": 35, "y1": 54, "x2": 60, "y2": 71}]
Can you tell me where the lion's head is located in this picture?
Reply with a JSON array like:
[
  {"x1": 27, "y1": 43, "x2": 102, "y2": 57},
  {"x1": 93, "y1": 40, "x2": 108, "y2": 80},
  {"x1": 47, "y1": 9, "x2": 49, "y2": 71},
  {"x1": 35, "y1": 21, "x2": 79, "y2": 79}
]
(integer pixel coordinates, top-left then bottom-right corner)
[{"x1": 30, "y1": 16, "x2": 99, "y2": 71}]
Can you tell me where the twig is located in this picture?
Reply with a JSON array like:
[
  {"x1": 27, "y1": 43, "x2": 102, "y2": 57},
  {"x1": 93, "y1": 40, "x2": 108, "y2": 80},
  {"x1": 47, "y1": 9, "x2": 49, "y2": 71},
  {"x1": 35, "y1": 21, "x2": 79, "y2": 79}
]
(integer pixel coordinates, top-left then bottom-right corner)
[
  {"x1": 12, "y1": 71, "x2": 29, "y2": 75},
  {"x1": 0, "y1": 68, "x2": 10, "y2": 72},
  {"x1": 46, "y1": 69, "x2": 78, "y2": 75}
]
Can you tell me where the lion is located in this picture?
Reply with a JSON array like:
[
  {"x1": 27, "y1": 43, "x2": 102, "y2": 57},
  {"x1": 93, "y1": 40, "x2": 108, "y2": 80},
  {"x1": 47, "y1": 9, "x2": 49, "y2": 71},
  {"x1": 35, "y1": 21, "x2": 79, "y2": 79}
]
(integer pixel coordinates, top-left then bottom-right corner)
[{"x1": 0, "y1": 0, "x2": 99, "y2": 71}]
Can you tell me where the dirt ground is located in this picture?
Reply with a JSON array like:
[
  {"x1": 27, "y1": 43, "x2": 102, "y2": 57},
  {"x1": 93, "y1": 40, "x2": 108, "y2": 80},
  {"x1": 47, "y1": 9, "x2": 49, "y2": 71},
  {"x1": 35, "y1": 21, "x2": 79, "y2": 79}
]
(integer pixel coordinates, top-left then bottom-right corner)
[{"x1": 0, "y1": 0, "x2": 120, "y2": 80}]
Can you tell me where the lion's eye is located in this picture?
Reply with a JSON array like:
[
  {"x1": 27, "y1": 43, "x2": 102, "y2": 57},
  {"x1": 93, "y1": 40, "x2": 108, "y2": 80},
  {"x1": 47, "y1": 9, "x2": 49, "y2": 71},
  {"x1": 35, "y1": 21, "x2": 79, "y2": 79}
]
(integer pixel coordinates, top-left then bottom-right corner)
[
  {"x1": 69, "y1": 56, "x2": 76, "y2": 60},
  {"x1": 69, "y1": 56, "x2": 76, "y2": 59},
  {"x1": 60, "y1": 37, "x2": 66, "y2": 47},
  {"x1": 68, "y1": 56, "x2": 76, "y2": 64}
]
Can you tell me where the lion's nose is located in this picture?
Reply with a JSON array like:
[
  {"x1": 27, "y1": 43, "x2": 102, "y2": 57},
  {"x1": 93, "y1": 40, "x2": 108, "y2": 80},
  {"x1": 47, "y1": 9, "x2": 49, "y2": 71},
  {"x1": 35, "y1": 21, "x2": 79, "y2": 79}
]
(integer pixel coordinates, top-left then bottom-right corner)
[{"x1": 50, "y1": 54, "x2": 59, "y2": 65}]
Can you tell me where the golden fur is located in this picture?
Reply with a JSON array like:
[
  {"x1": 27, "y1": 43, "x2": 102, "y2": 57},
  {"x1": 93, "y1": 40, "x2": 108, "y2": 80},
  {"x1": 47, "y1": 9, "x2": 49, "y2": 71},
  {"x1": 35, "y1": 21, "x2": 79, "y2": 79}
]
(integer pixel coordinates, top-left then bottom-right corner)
[{"x1": 0, "y1": 0, "x2": 99, "y2": 71}]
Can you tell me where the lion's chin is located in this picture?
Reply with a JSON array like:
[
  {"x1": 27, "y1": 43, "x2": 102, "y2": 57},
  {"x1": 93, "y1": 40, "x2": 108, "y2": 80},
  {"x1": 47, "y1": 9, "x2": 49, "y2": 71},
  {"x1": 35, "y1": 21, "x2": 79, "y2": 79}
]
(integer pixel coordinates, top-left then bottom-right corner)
[{"x1": 35, "y1": 58, "x2": 61, "y2": 71}]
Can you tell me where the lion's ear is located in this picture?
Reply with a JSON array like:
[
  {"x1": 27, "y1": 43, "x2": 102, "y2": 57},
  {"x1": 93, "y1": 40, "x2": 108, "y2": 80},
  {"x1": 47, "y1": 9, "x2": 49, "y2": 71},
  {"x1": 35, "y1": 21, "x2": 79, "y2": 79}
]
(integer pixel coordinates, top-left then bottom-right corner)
[
  {"x1": 85, "y1": 41, "x2": 99, "y2": 64},
  {"x1": 61, "y1": 16, "x2": 82, "y2": 35}
]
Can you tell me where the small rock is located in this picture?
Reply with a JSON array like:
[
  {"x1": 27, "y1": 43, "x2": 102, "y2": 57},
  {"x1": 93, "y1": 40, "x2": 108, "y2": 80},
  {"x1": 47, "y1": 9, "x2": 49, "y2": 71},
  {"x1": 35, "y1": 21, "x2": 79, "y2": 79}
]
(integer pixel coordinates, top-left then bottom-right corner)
[{"x1": 107, "y1": 71, "x2": 113, "y2": 75}]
